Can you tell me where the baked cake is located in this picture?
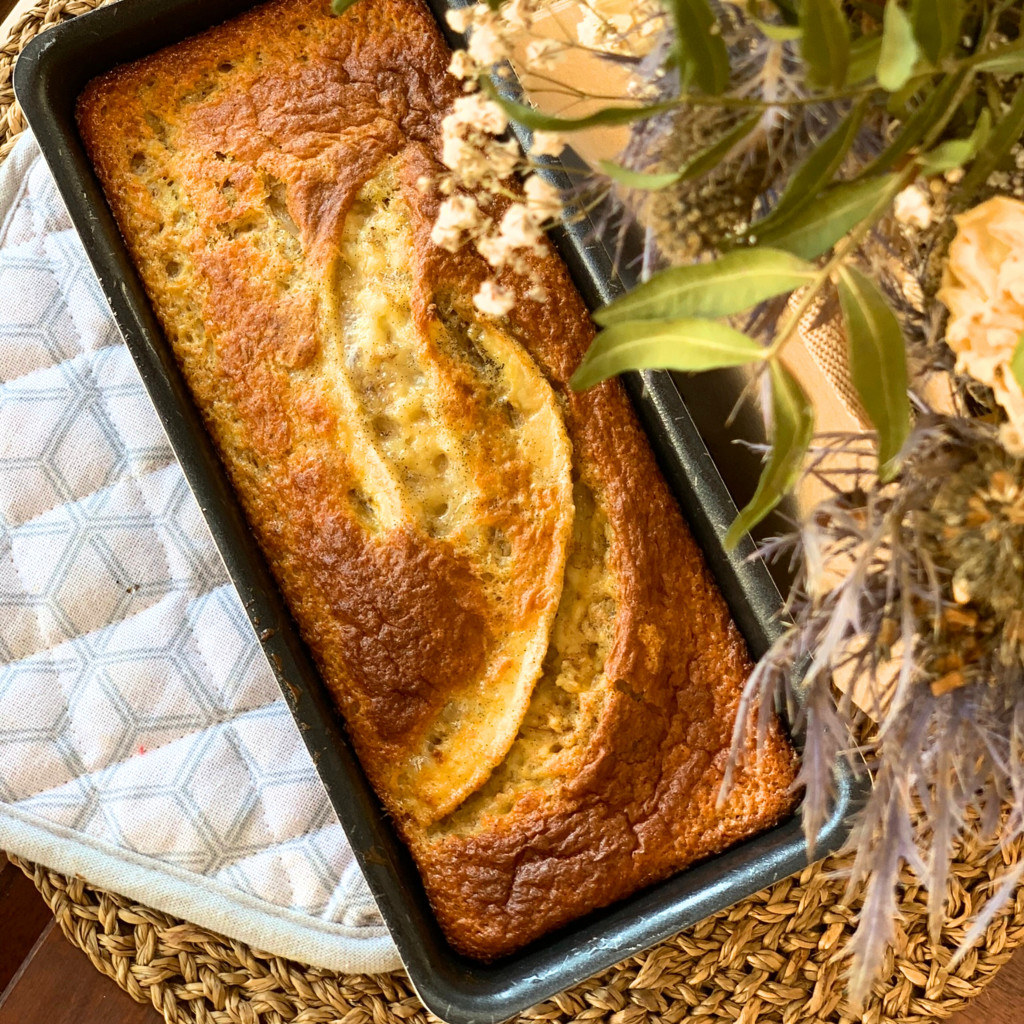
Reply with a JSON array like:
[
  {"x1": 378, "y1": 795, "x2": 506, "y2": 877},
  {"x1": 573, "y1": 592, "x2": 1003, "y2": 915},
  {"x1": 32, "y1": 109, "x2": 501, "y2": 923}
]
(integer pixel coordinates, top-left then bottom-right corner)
[{"x1": 77, "y1": 0, "x2": 797, "y2": 959}]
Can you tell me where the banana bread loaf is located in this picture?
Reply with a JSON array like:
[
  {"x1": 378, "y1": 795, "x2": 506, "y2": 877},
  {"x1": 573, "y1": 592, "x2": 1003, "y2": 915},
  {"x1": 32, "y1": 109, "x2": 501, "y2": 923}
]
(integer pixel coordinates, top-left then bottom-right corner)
[{"x1": 77, "y1": 0, "x2": 797, "y2": 959}]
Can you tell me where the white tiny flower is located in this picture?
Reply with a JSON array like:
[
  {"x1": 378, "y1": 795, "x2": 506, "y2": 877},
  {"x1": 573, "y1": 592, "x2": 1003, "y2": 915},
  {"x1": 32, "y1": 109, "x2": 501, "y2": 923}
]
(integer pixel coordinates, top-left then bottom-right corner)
[
  {"x1": 474, "y1": 280, "x2": 516, "y2": 315},
  {"x1": 576, "y1": 9, "x2": 632, "y2": 52},
  {"x1": 893, "y1": 184, "x2": 933, "y2": 230},
  {"x1": 431, "y1": 194, "x2": 485, "y2": 252},
  {"x1": 523, "y1": 174, "x2": 562, "y2": 221},
  {"x1": 486, "y1": 138, "x2": 522, "y2": 180},
  {"x1": 525, "y1": 37, "x2": 564, "y2": 70},
  {"x1": 446, "y1": 6, "x2": 476, "y2": 33},
  {"x1": 526, "y1": 279, "x2": 548, "y2": 302},
  {"x1": 502, "y1": 0, "x2": 533, "y2": 29},
  {"x1": 451, "y1": 92, "x2": 508, "y2": 135},
  {"x1": 530, "y1": 130, "x2": 567, "y2": 158},
  {"x1": 499, "y1": 202, "x2": 544, "y2": 248},
  {"x1": 448, "y1": 50, "x2": 477, "y2": 80},
  {"x1": 467, "y1": 15, "x2": 509, "y2": 66}
]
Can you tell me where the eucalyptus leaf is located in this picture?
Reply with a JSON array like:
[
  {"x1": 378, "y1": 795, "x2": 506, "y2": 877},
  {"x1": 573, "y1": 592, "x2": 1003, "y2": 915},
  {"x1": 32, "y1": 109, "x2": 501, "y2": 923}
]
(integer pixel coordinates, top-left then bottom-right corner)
[
  {"x1": 877, "y1": 1, "x2": 921, "y2": 92},
  {"x1": 919, "y1": 108, "x2": 991, "y2": 174},
  {"x1": 594, "y1": 249, "x2": 815, "y2": 325},
  {"x1": 848, "y1": 34, "x2": 883, "y2": 84},
  {"x1": 597, "y1": 112, "x2": 761, "y2": 192},
  {"x1": 864, "y1": 72, "x2": 964, "y2": 175},
  {"x1": 331, "y1": 0, "x2": 360, "y2": 12},
  {"x1": 971, "y1": 42, "x2": 1024, "y2": 76},
  {"x1": 958, "y1": 86, "x2": 1024, "y2": 206},
  {"x1": 481, "y1": 81, "x2": 674, "y2": 132},
  {"x1": 754, "y1": 17, "x2": 802, "y2": 41},
  {"x1": 799, "y1": 0, "x2": 850, "y2": 90},
  {"x1": 1012, "y1": 334, "x2": 1024, "y2": 393},
  {"x1": 837, "y1": 265, "x2": 910, "y2": 480},
  {"x1": 756, "y1": 175, "x2": 893, "y2": 260},
  {"x1": 667, "y1": 0, "x2": 731, "y2": 95},
  {"x1": 911, "y1": 0, "x2": 961, "y2": 64},
  {"x1": 724, "y1": 361, "x2": 814, "y2": 549},
  {"x1": 754, "y1": 100, "x2": 867, "y2": 234},
  {"x1": 597, "y1": 162, "x2": 686, "y2": 191},
  {"x1": 570, "y1": 319, "x2": 765, "y2": 391}
]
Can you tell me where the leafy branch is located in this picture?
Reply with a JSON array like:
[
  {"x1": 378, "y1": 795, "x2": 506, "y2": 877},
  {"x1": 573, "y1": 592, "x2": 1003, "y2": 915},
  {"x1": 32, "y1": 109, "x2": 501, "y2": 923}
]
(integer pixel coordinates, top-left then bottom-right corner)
[{"x1": 510, "y1": 0, "x2": 1024, "y2": 547}]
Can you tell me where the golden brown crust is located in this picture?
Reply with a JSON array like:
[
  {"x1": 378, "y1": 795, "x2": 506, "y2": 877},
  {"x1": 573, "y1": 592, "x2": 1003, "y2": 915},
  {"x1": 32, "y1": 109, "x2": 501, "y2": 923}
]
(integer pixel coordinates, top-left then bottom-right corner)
[{"x1": 78, "y1": 0, "x2": 797, "y2": 961}]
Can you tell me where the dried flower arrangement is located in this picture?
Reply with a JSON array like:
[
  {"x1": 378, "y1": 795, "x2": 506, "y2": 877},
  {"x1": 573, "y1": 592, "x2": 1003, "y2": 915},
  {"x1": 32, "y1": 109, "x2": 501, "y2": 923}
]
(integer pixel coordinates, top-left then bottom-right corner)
[{"x1": 332, "y1": 0, "x2": 1024, "y2": 1008}]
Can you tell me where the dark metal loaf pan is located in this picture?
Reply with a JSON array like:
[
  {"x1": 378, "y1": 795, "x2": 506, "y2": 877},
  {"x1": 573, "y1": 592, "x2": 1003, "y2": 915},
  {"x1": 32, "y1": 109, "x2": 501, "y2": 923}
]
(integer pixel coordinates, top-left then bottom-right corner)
[{"x1": 14, "y1": 4, "x2": 857, "y2": 1021}]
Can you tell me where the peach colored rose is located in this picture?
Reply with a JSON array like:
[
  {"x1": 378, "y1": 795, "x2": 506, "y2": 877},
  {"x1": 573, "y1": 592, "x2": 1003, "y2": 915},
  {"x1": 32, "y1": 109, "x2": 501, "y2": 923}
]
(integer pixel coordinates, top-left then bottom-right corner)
[{"x1": 938, "y1": 196, "x2": 1024, "y2": 452}]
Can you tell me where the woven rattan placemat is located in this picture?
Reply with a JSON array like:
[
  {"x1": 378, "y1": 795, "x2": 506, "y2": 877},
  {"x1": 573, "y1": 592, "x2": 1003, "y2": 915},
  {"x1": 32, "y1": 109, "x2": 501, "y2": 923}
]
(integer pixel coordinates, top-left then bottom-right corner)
[{"x1": 4, "y1": 3, "x2": 1024, "y2": 1021}]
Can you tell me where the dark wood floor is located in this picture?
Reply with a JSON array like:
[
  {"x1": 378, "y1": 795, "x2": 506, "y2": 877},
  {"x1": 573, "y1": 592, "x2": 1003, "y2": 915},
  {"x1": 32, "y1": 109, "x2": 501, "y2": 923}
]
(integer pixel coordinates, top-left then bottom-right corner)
[
  {"x1": 0, "y1": 852, "x2": 1020, "y2": 1023},
  {"x1": 0, "y1": 855, "x2": 161, "y2": 1023},
  {"x1": 0, "y1": 0, "x2": 20, "y2": 29}
]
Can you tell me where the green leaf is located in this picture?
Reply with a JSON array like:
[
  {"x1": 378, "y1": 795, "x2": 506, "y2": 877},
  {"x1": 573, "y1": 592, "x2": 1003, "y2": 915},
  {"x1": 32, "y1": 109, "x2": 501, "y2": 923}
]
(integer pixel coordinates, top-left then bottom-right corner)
[
  {"x1": 756, "y1": 175, "x2": 894, "y2": 260},
  {"x1": 666, "y1": 0, "x2": 730, "y2": 95},
  {"x1": 958, "y1": 86, "x2": 1024, "y2": 205},
  {"x1": 1013, "y1": 334, "x2": 1024, "y2": 392},
  {"x1": 753, "y1": 100, "x2": 867, "y2": 234},
  {"x1": 971, "y1": 41, "x2": 1024, "y2": 76},
  {"x1": 837, "y1": 264, "x2": 910, "y2": 480},
  {"x1": 570, "y1": 319, "x2": 765, "y2": 391},
  {"x1": 597, "y1": 113, "x2": 761, "y2": 192},
  {"x1": 331, "y1": 0, "x2": 361, "y2": 12},
  {"x1": 597, "y1": 162, "x2": 687, "y2": 191},
  {"x1": 847, "y1": 34, "x2": 883, "y2": 84},
  {"x1": 753, "y1": 17, "x2": 803, "y2": 42},
  {"x1": 481, "y1": 81, "x2": 674, "y2": 132},
  {"x1": 863, "y1": 72, "x2": 964, "y2": 175},
  {"x1": 877, "y1": 2, "x2": 921, "y2": 92},
  {"x1": 594, "y1": 249, "x2": 815, "y2": 325},
  {"x1": 911, "y1": 0, "x2": 962, "y2": 64},
  {"x1": 725, "y1": 361, "x2": 814, "y2": 549},
  {"x1": 919, "y1": 108, "x2": 991, "y2": 174},
  {"x1": 799, "y1": 0, "x2": 850, "y2": 90}
]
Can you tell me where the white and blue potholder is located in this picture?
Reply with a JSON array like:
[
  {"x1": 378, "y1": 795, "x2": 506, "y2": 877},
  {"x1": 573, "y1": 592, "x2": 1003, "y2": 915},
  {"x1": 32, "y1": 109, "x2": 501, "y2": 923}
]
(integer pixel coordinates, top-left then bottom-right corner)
[{"x1": 0, "y1": 131, "x2": 401, "y2": 974}]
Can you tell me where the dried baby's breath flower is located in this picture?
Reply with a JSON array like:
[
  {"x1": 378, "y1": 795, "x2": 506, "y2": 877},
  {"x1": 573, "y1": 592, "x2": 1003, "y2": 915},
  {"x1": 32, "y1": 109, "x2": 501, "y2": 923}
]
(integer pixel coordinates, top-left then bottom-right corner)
[
  {"x1": 448, "y1": 92, "x2": 509, "y2": 135},
  {"x1": 576, "y1": 8, "x2": 633, "y2": 54},
  {"x1": 501, "y1": 0, "x2": 535, "y2": 31},
  {"x1": 440, "y1": 89, "x2": 522, "y2": 190},
  {"x1": 473, "y1": 279, "x2": 516, "y2": 315},
  {"x1": 524, "y1": 37, "x2": 565, "y2": 71},
  {"x1": 466, "y1": 7, "x2": 510, "y2": 67},
  {"x1": 523, "y1": 174, "x2": 563, "y2": 221},
  {"x1": 894, "y1": 184, "x2": 934, "y2": 230},
  {"x1": 529, "y1": 130, "x2": 567, "y2": 158},
  {"x1": 477, "y1": 203, "x2": 544, "y2": 269},
  {"x1": 445, "y1": 5, "x2": 475, "y2": 34},
  {"x1": 939, "y1": 196, "x2": 1024, "y2": 453},
  {"x1": 447, "y1": 50, "x2": 476, "y2": 81},
  {"x1": 431, "y1": 194, "x2": 487, "y2": 253}
]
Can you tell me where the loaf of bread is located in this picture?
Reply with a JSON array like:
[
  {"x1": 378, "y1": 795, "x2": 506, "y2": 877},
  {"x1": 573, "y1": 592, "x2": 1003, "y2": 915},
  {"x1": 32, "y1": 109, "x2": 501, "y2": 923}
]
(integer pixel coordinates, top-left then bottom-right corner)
[{"x1": 77, "y1": 0, "x2": 797, "y2": 959}]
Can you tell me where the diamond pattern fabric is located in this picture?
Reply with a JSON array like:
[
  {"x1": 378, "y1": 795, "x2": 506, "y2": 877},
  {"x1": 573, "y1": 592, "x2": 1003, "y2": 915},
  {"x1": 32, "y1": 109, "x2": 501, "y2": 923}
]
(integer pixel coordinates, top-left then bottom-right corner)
[{"x1": 0, "y1": 133, "x2": 399, "y2": 974}]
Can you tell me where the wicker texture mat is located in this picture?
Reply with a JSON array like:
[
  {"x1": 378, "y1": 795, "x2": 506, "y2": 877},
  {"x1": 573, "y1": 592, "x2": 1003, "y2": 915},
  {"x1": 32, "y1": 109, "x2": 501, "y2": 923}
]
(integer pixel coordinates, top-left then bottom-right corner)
[{"x1": 5, "y1": 2, "x2": 1024, "y2": 1022}]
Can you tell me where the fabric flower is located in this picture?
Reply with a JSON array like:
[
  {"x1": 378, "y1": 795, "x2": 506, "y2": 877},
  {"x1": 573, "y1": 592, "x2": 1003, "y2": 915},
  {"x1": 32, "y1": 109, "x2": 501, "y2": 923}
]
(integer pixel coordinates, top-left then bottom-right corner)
[{"x1": 938, "y1": 196, "x2": 1024, "y2": 453}]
